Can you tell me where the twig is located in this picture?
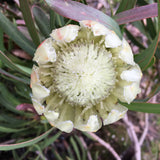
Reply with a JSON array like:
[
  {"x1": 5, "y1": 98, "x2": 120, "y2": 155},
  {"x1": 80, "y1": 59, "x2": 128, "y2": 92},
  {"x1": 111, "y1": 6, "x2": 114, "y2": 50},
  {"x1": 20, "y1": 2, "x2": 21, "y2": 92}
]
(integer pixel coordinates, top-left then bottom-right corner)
[
  {"x1": 79, "y1": 136, "x2": 93, "y2": 160},
  {"x1": 139, "y1": 113, "x2": 149, "y2": 146},
  {"x1": 87, "y1": 132, "x2": 121, "y2": 160},
  {"x1": 123, "y1": 114, "x2": 141, "y2": 160}
]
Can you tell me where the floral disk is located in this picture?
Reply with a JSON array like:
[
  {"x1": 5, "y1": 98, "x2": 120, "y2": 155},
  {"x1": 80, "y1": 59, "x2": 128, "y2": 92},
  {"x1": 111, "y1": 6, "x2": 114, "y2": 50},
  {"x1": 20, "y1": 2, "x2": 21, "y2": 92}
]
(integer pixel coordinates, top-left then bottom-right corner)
[{"x1": 31, "y1": 20, "x2": 142, "y2": 133}]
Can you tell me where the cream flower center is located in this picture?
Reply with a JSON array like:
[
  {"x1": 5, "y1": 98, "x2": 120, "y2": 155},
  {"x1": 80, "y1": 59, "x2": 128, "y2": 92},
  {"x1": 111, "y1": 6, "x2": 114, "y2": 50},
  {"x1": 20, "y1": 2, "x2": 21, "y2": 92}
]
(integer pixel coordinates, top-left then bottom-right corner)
[{"x1": 52, "y1": 40, "x2": 116, "y2": 106}]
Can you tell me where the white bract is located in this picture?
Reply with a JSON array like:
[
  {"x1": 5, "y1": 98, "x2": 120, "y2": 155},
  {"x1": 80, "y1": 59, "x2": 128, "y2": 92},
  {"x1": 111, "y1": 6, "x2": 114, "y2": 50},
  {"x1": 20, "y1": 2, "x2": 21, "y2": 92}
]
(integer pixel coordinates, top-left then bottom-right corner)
[{"x1": 31, "y1": 20, "x2": 142, "y2": 133}]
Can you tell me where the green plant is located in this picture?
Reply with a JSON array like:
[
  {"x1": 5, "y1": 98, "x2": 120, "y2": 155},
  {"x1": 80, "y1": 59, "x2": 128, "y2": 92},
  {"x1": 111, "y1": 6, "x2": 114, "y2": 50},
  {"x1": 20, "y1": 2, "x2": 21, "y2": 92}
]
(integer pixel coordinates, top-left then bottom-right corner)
[{"x1": 0, "y1": 0, "x2": 160, "y2": 159}]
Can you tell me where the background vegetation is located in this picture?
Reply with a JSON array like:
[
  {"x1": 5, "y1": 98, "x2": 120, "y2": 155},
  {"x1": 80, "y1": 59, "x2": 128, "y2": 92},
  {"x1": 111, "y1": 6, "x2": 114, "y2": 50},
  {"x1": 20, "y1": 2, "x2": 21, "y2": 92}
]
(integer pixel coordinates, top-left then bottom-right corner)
[{"x1": 0, "y1": 0, "x2": 160, "y2": 159}]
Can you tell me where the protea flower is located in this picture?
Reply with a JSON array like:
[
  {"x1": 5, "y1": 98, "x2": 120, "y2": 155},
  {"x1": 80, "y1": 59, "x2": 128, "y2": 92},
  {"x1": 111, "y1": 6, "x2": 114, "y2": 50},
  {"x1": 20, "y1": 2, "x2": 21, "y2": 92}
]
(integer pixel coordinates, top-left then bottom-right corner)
[{"x1": 30, "y1": 20, "x2": 142, "y2": 133}]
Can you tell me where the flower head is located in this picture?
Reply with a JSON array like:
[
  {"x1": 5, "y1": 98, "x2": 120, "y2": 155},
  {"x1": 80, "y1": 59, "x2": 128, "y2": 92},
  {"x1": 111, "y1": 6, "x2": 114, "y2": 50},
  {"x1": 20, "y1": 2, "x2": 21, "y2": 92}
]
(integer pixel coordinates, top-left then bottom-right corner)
[{"x1": 31, "y1": 20, "x2": 142, "y2": 133}]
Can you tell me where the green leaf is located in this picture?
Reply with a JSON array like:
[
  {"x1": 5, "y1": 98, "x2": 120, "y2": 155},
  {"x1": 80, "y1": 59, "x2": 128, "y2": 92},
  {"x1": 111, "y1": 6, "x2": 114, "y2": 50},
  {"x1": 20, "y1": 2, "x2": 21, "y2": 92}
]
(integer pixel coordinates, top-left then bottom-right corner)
[
  {"x1": 146, "y1": 18, "x2": 157, "y2": 39},
  {"x1": 0, "y1": 128, "x2": 54, "y2": 151},
  {"x1": 15, "y1": 83, "x2": 31, "y2": 100},
  {"x1": 134, "y1": 33, "x2": 160, "y2": 71},
  {"x1": 146, "y1": 56, "x2": 155, "y2": 69},
  {"x1": 81, "y1": 0, "x2": 87, "y2": 5},
  {"x1": 158, "y1": 0, "x2": 160, "y2": 31},
  {"x1": 0, "y1": 126, "x2": 26, "y2": 133},
  {"x1": 49, "y1": 10, "x2": 56, "y2": 30},
  {"x1": 32, "y1": 6, "x2": 51, "y2": 38},
  {"x1": 19, "y1": 0, "x2": 40, "y2": 46},
  {"x1": 32, "y1": 144, "x2": 46, "y2": 160},
  {"x1": 0, "y1": 114, "x2": 29, "y2": 127},
  {"x1": 0, "y1": 27, "x2": 5, "y2": 52},
  {"x1": 0, "y1": 96, "x2": 23, "y2": 115},
  {"x1": 74, "y1": 135, "x2": 87, "y2": 160},
  {"x1": 19, "y1": 148, "x2": 31, "y2": 160},
  {"x1": 0, "y1": 68, "x2": 30, "y2": 84},
  {"x1": 0, "y1": 51, "x2": 30, "y2": 76},
  {"x1": 39, "y1": 131, "x2": 61, "y2": 150},
  {"x1": 125, "y1": 28, "x2": 146, "y2": 49},
  {"x1": 123, "y1": 102, "x2": 160, "y2": 114},
  {"x1": 66, "y1": 144, "x2": 75, "y2": 160},
  {"x1": 114, "y1": 3, "x2": 158, "y2": 25},
  {"x1": 0, "y1": 82, "x2": 31, "y2": 116},
  {"x1": 132, "y1": 21, "x2": 147, "y2": 36},
  {"x1": 137, "y1": 0, "x2": 148, "y2": 6},
  {"x1": 82, "y1": 132, "x2": 95, "y2": 141},
  {"x1": 141, "y1": 84, "x2": 160, "y2": 102},
  {"x1": 15, "y1": 64, "x2": 32, "y2": 75},
  {"x1": 0, "y1": 82, "x2": 20, "y2": 106},
  {"x1": 5, "y1": 53, "x2": 30, "y2": 65},
  {"x1": 0, "y1": 12, "x2": 36, "y2": 55},
  {"x1": 44, "y1": 0, "x2": 122, "y2": 38},
  {"x1": 70, "y1": 137, "x2": 81, "y2": 160},
  {"x1": 55, "y1": 13, "x2": 65, "y2": 27},
  {"x1": 12, "y1": 150, "x2": 20, "y2": 160},
  {"x1": 51, "y1": 149, "x2": 63, "y2": 160},
  {"x1": 116, "y1": 0, "x2": 136, "y2": 14},
  {"x1": 0, "y1": 92, "x2": 32, "y2": 118}
]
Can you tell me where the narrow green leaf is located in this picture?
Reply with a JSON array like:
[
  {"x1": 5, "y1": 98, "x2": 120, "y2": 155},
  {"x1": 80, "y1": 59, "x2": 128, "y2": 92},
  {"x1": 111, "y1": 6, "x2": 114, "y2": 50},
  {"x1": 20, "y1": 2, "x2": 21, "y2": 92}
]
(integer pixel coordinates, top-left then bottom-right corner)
[
  {"x1": 145, "y1": 56, "x2": 155, "y2": 69},
  {"x1": 70, "y1": 137, "x2": 81, "y2": 160},
  {"x1": 123, "y1": 102, "x2": 160, "y2": 114},
  {"x1": 141, "y1": 84, "x2": 160, "y2": 102},
  {"x1": 81, "y1": 0, "x2": 87, "y2": 5},
  {"x1": 19, "y1": 0, "x2": 40, "y2": 46},
  {"x1": 82, "y1": 132, "x2": 95, "y2": 141},
  {"x1": 39, "y1": 131, "x2": 61, "y2": 150},
  {"x1": 6, "y1": 53, "x2": 30, "y2": 65},
  {"x1": 51, "y1": 148, "x2": 63, "y2": 160},
  {"x1": 0, "y1": 82, "x2": 20, "y2": 106},
  {"x1": 66, "y1": 145, "x2": 75, "y2": 160},
  {"x1": 94, "y1": 151, "x2": 99, "y2": 160},
  {"x1": 12, "y1": 150, "x2": 20, "y2": 160},
  {"x1": 0, "y1": 27, "x2": 5, "y2": 52},
  {"x1": 158, "y1": 0, "x2": 160, "y2": 31},
  {"x1": 132, "y1": 21, "x2": 147, "y2": 36},
  {"x1": 15, "y1": 64, "x2": 32, "y2": 75},
  {"x1": 0, "y1": 51, "x2": 30, "y2": 76},
  {"x1": 33, "y1": 144, "x2": 46, "y2": 160},
  {"x1": 15, "y1": 83, "x2": 31, "y2": 100},
  {"x1": 45, "y1": 0, "x2": 122, "y2": 38},
  {"x1": 0, "y1": 128, "x2": 54, "y2": 151},
  {"x1": 8, "y1": 38, "x2": 14, "y2": 52},
  {"x1": 55, "y1": 13, "x2": 65, "y2": 27},
  {"x1": 74, "y1": 135, "x2": 87, "y2": 160},
  {"x1": 19, "y1": 148, "x2": 31, "y2": 160},
  {"x1": 0, "y1": 83, "x2": 31, "y2": 116},
  {"x1": 0, "y1": 97, "x2": 22, "y2": 114},
  {"x1": 125, "y1": 28, "x2": 146, "y2": 49},
  {"x1": 66, "y1": 157, "x2": 73, "y2": 160},
  {"x1": 32, "y1": 6, "x2": 51, "y2": 38},
  {"x1": 0, "y1": 114, "x2": 29, "y2": 127},
  {"x1": 134, "y1": 33, "x2": 160, "y2": 71},
  {"x1": 0, "y1": 126, "x2": 26, "y2": 133},
  {"x1": 0, "y1": 12, "x2": 36, "y2": 55},
  {"x1": 0, "y1": 68, "x2": 30, "y2": 84},
  {"x1": 65, "y1": 19, "x2": 73, "y2": 26},
  {"x1": 114, "y1": 3, "x2": 158, "y2": 25},
  {"x1": 116, "y1": 0, "x2": 136, "y2": 14},
  {"x1": 137, "y1": 0, "x2": 148, "y2": 6},
  {"x1": 146, "y1": 18, "x2": 157, "y2": 39},
  {"x1": 49, "y1": 10, "x2": 56, "y2": 30}
]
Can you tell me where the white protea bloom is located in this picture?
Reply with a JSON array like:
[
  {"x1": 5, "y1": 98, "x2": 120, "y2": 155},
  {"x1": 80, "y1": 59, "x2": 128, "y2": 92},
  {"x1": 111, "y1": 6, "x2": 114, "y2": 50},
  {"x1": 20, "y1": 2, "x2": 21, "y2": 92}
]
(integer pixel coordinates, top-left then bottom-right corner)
[{"x1": 30, "y1": 20, "x2": 142, "y2": 133}]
